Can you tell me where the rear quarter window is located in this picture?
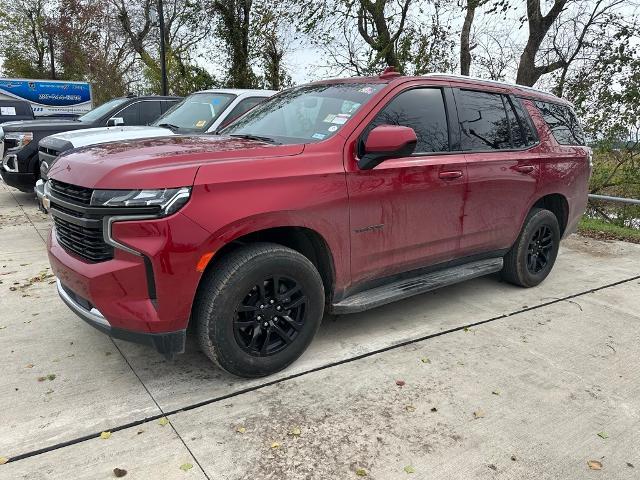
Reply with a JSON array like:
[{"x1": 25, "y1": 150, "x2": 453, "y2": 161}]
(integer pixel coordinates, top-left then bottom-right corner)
[{"x1": 534, "y1": 101, "x2": 585, "y2": 146}]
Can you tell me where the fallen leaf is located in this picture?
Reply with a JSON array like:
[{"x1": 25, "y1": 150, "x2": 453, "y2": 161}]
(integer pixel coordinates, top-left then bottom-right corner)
[
  {"x1": 25, "y1": 364, "x2": 34, "y2": 368},
  {"x1": 421, "y1": 357, "x2": 431, "y2": 364},
  {"x1": 404, "y1": 465, "x2": 415, "y2": 474},
  {"x1": 290, "y1": 427, "x2": 301, "y2": 436},
  {"x1": 158, "y1": 417, "x2": 169, "y2": 426},
  {"x1": 587, "y1": 460, "x2": 603, "y2": 470},
  {"x1": 463, "y1": 327, "x2": 470, "y2": 332},
  {"x1": 100, "y1": 431, "x2": 111, "y2": 440},
  {"x1": 492, "y1": 390, "x2": 500, "y2": 396},
  {"x1": 270, "y1": 442, "x2": 280, "y2": 449},
  {"x1": 511, "y1": 455, "x2": 517, "y2": 461},
  {"x1": 430, "y1": 407, "x2": 438, "y2": 412},
  {"x1": 488, "y1": 464, "x2": 497, "y2": 471},
  {"x1": 236, "y1": 426, "x2": 246, "y2": 434},
  {"x1": 405, "y1": 405, "x2": 416, "y2": 412},
  {"x1": 179, "y1": 463, "x2": 193, "y2": 472},
  {"x1": 626, "y1": 462, "x2": 634, "y2": 468},
  {"x1": 137, "y1": 430, "x2": 144, "y2": 435},
  {"x1": 355, "y1": 468, "x2": 367, "y2": 476},
  {"x1": 0, "y1": 457, "x2": 8, "y2": 465},
  {"x1": 473, "y1": 409, "x2": 485, "y2": 419},
  {"x1": 0, "y1": 326, "x2": 6, "y2": 329},
  {"x1": 597, "y1": 431, "x2": 608, "y2": 439},
  {"x1": 47, "y1": 374, "x2": 56, "y2": 381},
  {"x1": 395, "y1": 379, "x2": 406, "y2": 387},
  {"x1": 113, "y1": 467, "x2": 127, "y2": 477},
  {"x1": 37, "y1": 376, "x2": 46, "y2": 382}
]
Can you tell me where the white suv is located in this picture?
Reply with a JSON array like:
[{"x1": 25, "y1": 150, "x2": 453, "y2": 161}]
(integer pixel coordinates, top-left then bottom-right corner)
[{"x1": 37, "y1": 89, "x2": 276, "y2": 185}]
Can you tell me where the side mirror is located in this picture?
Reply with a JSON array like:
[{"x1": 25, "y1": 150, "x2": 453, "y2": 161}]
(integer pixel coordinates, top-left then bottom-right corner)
[
  {"x1": 107, "y1": 117, "x2": 124, "y2": 127},
  {"x1": 358, "y1": 125, "x2": 417, "y2": 170}
]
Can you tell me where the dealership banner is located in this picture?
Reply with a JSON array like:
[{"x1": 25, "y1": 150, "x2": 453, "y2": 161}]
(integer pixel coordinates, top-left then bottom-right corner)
[{"x1": 0, "y1": 78, "x2": 93, "y2": 116}]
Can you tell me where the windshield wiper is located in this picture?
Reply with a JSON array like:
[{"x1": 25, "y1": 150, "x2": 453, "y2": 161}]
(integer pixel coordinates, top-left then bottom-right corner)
[
  {"x1": 229, "y1": 133, "x2": 280, "y2": 144},
  {"x1": 156, "y1": 123, "x2": 181, "y2": 131}
]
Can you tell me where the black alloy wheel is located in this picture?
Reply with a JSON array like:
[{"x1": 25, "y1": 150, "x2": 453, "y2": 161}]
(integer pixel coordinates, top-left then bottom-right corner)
[{"x1": 234, "y1": 276, "x2": 307, "y2": 356}]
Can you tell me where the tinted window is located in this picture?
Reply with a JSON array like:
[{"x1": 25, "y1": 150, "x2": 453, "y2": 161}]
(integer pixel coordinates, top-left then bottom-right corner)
[
  {"x1": 505, "y1": 98, "x2": 525, "y2": 148},
  {"x1": 118, "y1": 102, "x2": 140, "y2": 125},
  {"x1": 368, "y1": 88, "x2": 449, "y2": 153},
  {"x1": 222, "y1": 97, "x2": 265, "y2": 127},
  {"x1": 534, "y1": 101, "x2": 585, "y2": 145},
  {"x1": 458, "y1": 90, "x2": 511, "y2": 150},
  {"x1": 139, "y1": 101, "x2": 162, "y2": 125},
  {"x1": 512, "y1": 97, "x2": 537, "y2": 145}
]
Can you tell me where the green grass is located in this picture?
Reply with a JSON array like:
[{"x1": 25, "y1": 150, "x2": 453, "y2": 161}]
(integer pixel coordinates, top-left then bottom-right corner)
[{"x1": 578, "y1": 216, "x2": 640, "y2": 244}]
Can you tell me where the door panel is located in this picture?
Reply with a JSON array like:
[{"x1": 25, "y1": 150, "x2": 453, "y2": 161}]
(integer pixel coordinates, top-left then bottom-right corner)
[
  {"x1": 462, "y1": 151, "x2": 539, "y2": 254},
  {"x1": 347, "y1": 153, "x2": 467, "y2": 286},
  {"x1": 452, "y1": 89, "x2": 541, "y2": 254}
]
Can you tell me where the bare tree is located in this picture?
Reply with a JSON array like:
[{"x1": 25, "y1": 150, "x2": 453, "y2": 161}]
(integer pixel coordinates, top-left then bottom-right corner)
[{"x1": 516, "y1": 0, "x2": 568, "y2": 86}]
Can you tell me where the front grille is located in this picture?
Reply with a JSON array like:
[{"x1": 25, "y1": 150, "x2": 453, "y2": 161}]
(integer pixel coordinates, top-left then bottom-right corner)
[
  {"x1": 50, "y1": 179, "x2": 93, "y2": 205},
  {"x1": 39, "y1": 146, "x2": 59, "y2": 157},
  {"x1": 53, "y1": 215, "x2": 113, "y2": 262},
  {"x1": 49, "y1": 181, "x2": 113, "y2": 262}
]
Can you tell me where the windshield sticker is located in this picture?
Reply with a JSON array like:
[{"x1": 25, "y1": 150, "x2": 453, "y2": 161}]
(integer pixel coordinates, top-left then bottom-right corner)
[
  {"x1": 195, "y1": 120, "x2": 207, "y2": 128},
  {"x1": 212, "y1": 98, "x2": 220, "y2": 105},
  {"x1": 323, "y1": 114, "x2": 336, "y2": 123},
  {"x1": 359, "y1": 86, "x2": 374, "y2": 94},
  {"x1": 327, "y1": 125, "x2": 338, "y2": 132},
  {"x1": 312, "y1": 133, "x2": 326, "y2": 140},
  {"x1": 331, "y1": 116, "x2": 348, "y2": 125}
]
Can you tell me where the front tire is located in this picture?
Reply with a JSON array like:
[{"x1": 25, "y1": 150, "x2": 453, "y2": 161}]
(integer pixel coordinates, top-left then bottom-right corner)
[
  {"x1": 195, "y1": 243, "x2": 325, "y2": 378},
  {"x1": 501, "y1": 208, "x2": 561, "y2": 287}
]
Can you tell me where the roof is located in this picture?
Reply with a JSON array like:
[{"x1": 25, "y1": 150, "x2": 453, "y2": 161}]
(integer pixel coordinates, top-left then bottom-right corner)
[
  {"x1": 306, "y1": 72, "x2": 569, "y2": 105},
  {"x1": 196, "y1": 88, "x2": 278, "y2": 96}
]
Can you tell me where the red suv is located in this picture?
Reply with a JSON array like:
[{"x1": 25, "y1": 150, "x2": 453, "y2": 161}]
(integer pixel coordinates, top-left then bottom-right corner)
[{"x1": 45, "y1": 71, "x2": 590, "y2": 377}]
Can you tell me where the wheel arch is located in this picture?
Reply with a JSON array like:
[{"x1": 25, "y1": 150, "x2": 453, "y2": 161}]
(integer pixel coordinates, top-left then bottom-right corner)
[
  {"x1": 197, "y1": 225, "x2": 337, "y2": 306},
  {"x1": 532, "y1": 193, "x2": 569, "y2": 236}
]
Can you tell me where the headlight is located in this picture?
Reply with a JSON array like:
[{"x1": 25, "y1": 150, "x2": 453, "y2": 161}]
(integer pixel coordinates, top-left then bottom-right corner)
[
  {"x1": 5, "y1": 132, "x2": 33, "y2": 152},
  {"x1": 90, "y1": 187, "x2": 191, "y2": 216}
]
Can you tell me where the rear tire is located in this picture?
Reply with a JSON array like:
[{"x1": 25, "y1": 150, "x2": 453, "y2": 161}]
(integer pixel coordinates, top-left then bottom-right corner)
[
  {"x1": 501, "y1": 208, "x2": 561, "y2": 287},
  {"x1": 194, "y1": 243, "x2": 324, "y2": 378}
]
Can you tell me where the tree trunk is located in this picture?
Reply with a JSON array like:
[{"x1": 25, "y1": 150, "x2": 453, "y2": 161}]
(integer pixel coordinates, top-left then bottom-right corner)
[
  {"x1": 460, "y1": 0, "x2": 477, "y2": 76},
  {"x1": 515, "y1": 0, "x2": 568, "y2": 86}
]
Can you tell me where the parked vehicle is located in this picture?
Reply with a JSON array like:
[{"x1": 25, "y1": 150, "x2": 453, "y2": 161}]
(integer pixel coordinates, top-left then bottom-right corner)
[
  {"x1": 36, "y1": 89, "x2": 275, "y2": 187},
  {"x1": 0, "y1": 95, "x2": 180, "y2": 192},
  {"x1": 43, "y1": 71, "x2": 590, "y2": 378},
  {"x1": 0, "y1": 78, "x2": 93, "y2": 117},
  {"x1": 0, "y1": 99, "x2": 34, "y2": 123}
]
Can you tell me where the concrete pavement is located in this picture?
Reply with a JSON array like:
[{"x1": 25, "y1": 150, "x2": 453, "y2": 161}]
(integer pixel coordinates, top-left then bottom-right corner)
[{"x1": 1, "y1": 179, "x2": 639, "y2": 479}]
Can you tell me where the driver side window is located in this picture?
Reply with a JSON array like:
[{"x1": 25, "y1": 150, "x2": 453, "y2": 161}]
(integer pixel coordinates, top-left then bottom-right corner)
[{"x1": 368, "y1": 88, "x2": 450, "y2": 153}]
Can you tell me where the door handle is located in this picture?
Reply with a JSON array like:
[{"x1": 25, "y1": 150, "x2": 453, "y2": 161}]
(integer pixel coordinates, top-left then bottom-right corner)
[
  {"x1": 513, "y1": 165, "x2": 535, "y2": 174},
  {"x1": 439, "y1": 170, "x2": 464, "y2": 180}
]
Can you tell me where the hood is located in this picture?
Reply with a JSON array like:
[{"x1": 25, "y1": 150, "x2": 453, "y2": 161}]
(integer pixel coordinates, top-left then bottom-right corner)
[
  {"x1": 0, "y1": 118, "x2": 86, "y2": 132},
  {"x1": 40, "y1": 126, "x2": 175, "y2": 152},
  {"x1": 48, "y1": 135, "x2": 305, "y2": 190},
  {"x1": 47, "y1": 125, "x2": 176, "y2": 147}
]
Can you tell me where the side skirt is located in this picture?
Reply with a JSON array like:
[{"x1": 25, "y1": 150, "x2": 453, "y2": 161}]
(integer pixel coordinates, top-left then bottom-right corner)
[{"x1": 331, "y1": 257, "x2": 503, "y2": 314}]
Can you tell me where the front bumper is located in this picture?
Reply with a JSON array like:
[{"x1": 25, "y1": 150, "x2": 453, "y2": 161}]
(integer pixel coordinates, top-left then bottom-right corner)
[
  {"x1": 0, "y1": 168, "x2": 38, "y2": 192},
  {"x1": 57, "y1": 278, "x2": 186, "y2": 357},
  {"x1": 48, "y1": 209, "x2": 212, "y2": 339},
  {"x1": 34, "y1": 179, "x2": 46, "y2": 212}
]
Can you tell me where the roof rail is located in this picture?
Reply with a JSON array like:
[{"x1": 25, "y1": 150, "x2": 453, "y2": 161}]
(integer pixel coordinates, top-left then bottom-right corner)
[{"x1": 423, "y1": 73, "x2": 557, "y2": 98}]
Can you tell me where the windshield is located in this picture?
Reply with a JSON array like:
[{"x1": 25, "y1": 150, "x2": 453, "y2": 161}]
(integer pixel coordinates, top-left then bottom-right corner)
[
  {"x1": 78, "y1": 98, "x2": 129, "y2": 123},
  {"x1": 220, "y1": 83, "x2": 384, "y2": 144},
  {"x1": 152, "y1": 92, "x2": 236, "y2": 133}
]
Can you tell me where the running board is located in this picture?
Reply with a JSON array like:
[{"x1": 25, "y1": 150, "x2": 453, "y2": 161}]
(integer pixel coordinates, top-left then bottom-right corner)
[{"x1": 331, "y1": 258, "x2": 503, "y2": 314}]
